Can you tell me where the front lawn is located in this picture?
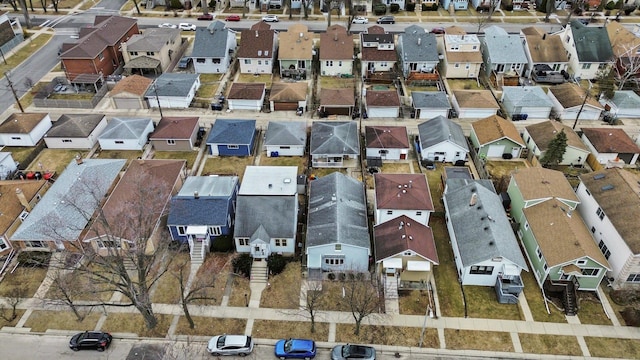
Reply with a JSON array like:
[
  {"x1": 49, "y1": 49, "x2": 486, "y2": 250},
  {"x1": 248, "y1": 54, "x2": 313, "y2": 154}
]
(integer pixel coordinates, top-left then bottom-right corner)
[
  {"x1": 101, "y1": 313, "x2": 171, "y2": 338},
  {"x1": 260, "y1": 262, "x2": 301, "y2": 309},
  {"x1": 336, "y1": 324, "x2": 438, "y2": 348},
  {"x1": 174, "y1": 316, "x2": 246, "y2": 336},
  {"x1": 521, "y1": 269, "x2": 566, "y2": 323},
  {"x1": 519, "y1": 333, "x2": 582, "y2": 356},
  {"x1": 398, "y1": 290, "x2": 431, "y2": 315},
  {"x1": 464, "y1": 286, "x2": 524, "y2": 320},
  {"x1": 0, "y1": 265, "x2": 48, "y2": 298},
  {"x1": 585, "y1": 337, "x2": 640, "y2": 359},
  {"x1": 150, "y1": 252, "x2": 191, "y2": 304},
  {"x1": 431, "y1": 215, "x2": 464, "y2": 317},
  {"x1": 252, "y1": 320, "x2": 329, "y2": 341},
  {"x1": 444, "y1": 329, "x2": 514, "y2": 352},
  {"x1": 577, "y1": 292, "x2": 612, "y2": 325},
  {"x1": 24, "y1": 310, "x2": 101, "y2": 332},
  {"x1": 227, "y1": 273, "x2": 251, "y2": 307}
]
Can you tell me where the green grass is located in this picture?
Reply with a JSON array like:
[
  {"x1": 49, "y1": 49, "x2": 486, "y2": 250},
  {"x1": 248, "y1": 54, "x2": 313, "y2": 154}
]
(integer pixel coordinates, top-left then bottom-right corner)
[
  {"x1": 464, "y1": 285, "x2": 524, "y2": 320},
  {"x1": 431, "y1": 215, "x2": 465, "y2": 317},
  {"x1": 0, "y1": 266, "x2": 48, "y2": 298},
  {"x1": 24, "y1": 310, "x2": 101, "y2": 332},
  {"x1": 519, "y1": 333, "x2": 582, "y2": 356},
  {"x1": 399, "y1": 290, "x2": 432, "y2": 315},
  {"x1": 26, "y1": 149, "x2": 87, "y2": 175},
  {"x1": 521, "y1": 269, "x2": 566, "y2": 323},
  {"x1": 336, "y1": 324, "x2": 438, "y2": 348},
  {"x1": 445, "y1": 329, "x2": 514, "y2": 352},
  {"x1": 5, "y1": 147, "x2": 36, "y2": 167},
  {"x1": 152, "y1": 151, "x2": 198, "y2": 170},
  {"x1": 585, "y1": 337, "x2": 640, "y2": 359},
  {"x1": 577, "y1": 296, "x2": 612, "y2": 325},
  {"x1": 200, "y1": 156, "x2": 255, "y2": 180},
  {"x1": 253, "y1": 320, "x2": 329, "y2": 341},
  {"x1": 101, "y1": 313, "x2": 171, "y2": 338}
]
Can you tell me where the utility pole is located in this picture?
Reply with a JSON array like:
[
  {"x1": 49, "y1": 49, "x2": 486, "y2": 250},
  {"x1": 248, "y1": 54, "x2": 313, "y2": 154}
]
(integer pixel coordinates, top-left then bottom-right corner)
[
  {"x1": 572, "y1": 79, "x2": 590, "y2": 130},
  {"x1": 153, "y1": 82, "x2": 163, "y2": 118},
  {"x1": 5, "y1": 72, "x2": 24, "y2": 113}
]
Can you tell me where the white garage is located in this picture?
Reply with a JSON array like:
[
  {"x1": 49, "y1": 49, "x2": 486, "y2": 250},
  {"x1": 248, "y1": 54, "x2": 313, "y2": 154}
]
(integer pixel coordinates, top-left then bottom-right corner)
[
  {"x1": 366, "y1": 90, "x2": 401, "y2": 119},
  {"x1": 487, "y1": 145, "x2": 506, "y2": 158},
  {"x1": 227, "y1": 83, "x2": 266, "y2": 112}
]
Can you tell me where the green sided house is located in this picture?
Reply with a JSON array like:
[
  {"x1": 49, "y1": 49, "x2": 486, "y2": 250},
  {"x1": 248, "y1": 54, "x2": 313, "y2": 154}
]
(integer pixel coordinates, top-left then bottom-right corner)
[
  {"x1": 469, "y1": 115, "x2": 525, "y2": 160},
  {"x1": 507, "y1": 167, "x2": 610, "y2": 315}
]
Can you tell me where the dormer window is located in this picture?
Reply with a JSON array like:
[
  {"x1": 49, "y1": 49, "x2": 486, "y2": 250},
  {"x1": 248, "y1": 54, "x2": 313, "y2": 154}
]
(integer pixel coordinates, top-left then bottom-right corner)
[{"x1": 19, "y1": 211, "x2": 29, "y2": 221}]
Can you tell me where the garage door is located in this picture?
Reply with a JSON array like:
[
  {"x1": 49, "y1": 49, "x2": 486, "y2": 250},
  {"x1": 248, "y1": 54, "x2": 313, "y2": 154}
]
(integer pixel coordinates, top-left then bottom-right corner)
[
  {"x1": 323, "y1": 106, "x2": 351, "y2": 116},
  {"x1": 114, "y1": 97, "x2": 143, "y2": 109},
  {"x1": 274, "y1": 102, "x2": 299, "y2": 111},
  {"x1": 487, "y1": 145, "x2": 506, "y2": 158}
]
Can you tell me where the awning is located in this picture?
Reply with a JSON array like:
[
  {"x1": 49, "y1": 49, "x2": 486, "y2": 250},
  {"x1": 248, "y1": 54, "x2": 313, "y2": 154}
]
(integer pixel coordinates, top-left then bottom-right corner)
[
  {"x1": 382, "y1": 258, "x2": 403, "y2": 269},
  {"x1": 123, "y1": 56, "x2": 161, "y2": 69},
  {"x1": 186, "y1": 226, "x2": 208, "y2": 235},
  {"x1": 562, "y1": 264, "x2": 582, "y2": 275},
  {"x1": 407, "y1": 261, "x2": 430, "y2": 272}
]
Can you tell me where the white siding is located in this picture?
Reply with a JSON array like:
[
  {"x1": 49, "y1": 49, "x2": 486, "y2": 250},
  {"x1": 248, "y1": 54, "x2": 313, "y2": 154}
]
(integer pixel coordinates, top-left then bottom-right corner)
[
  {"x1": 307, "y1": 243, "x2": 370, "y2": 272},
  {"x1": 98, "y1": 121, "x2": 153, "y2": 151},
  {"x1": 44, "y1": 118, "x2": 107, "y2": 149},
  {"x1": 265, "y1": 144, "x2": 304, "y2": 157},
  {"x1": 239, "y1": 57, "x2": 274, "y2": 74},
  {"x1": 375, "y1": 209, "x2": 429, "y2": 226},
  {"x1": 229, "y1": 99, "x2": 262, "y2": 111},
  {"x1": 365, "y1": 147, "x2": 408, "y2": 161},
  {"x1": 417, "y1": 108, "x2": 449, "y2": 119},
  {"x1": 367, "y1": 107, "x2": 399, "y2": 118},
  {"x1": 321, "y1": 60, "x2": 353, "y2": 76},
  {"x1": 420, "y1": 141, "x2": 468, "y2": 163}
]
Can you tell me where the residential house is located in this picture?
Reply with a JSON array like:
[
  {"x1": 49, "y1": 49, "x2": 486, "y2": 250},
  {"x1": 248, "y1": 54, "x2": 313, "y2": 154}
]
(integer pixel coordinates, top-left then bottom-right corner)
[
  {"x1": 360, "y1": 25, "x2": 397, "y2": 78},
  {"x1": 411, "y1": 91, "x2": 451, "y2": 119},
  {"x1": 82, "y1": 160, "x2": 185, "y2": 256},
  {"x1": 0, "y1": 152, "x2": 17, "y2": 180},
  {"x1": 122, "y1": 27, "x2": 181, "y2": 75},
  {"x1": 278, "y1": 24, "x2": 313, "y2": 79},
  {"x1": 439, "y1": 27, "x2": 482, "y2": 79},
  {"x1": 606, "y1": 21, "x2": 640, "y2": 82},
  {"x1": 521, "y1": 27, "x2": 569, "y2": 78},
  {"x1": 320, "y1": 25, "x2": 354, "y2": 76},
  {"x1": 522, "y1": 120, "x2": 589, "y2": 166},
  {"x1": 306, "y1": 172, "x2": 370, "y2": 274},
  {"x1": 97, "y1": 117, "x2": 154, "y2": 150},
  {"x1": 365, "y1": 125, "x2": 410, "y2": 161},
  {"x1": 44, "y1": 114, "x2": 108, "y2": 149},
  {"x1": 191, "y1": 21, "x2": 237, "y2": 74},
  {"x1": 507, "y1": 167, "x2": 610, "y2": 301},
  {"x1": 206, "y1": 119, "x2": 257, "y2": 156},
  {"x1": 0, "y1": 11, "x2": 24, "y2": 57},
  {"x1": 576, "y1": 168, "x2": 640, "y2": 289},
  {"x1": 109, "y1": 75, "x2": 152, "y2": 109},
  {"x1": 470, "y1": 0, "x2": 499, "y2": 9},
  {"x1": 547, "y1": 83, "x2": 604, "y2": 121},
  {"x1": 581, "y1": 128, "x2": 640, "y2": 167},
  {"x1": 10, "y1": 158, "x2": 126, "y2": 251},
  {"x1": 501, "y1": 86, "x2": 554, "y2": 120},
  {"x1": 442, "y1": 0, "x2": 470, "y2": 10},
  {"x1": 167, "y1": 175, "x2": 239, "y2": 263},
  {"x1": 374, "y1": 215, "x2": 438, "y2": 298},
  {"x1": 600, "y1": 90, "x2": 640, "y2": 119},
  {"x1": 310, "y1": 121, "x2": 359, "y2": 168},
  {"x1": 444, "y1": 178, "x2": 528, "y2": 303},
  {"x1": 227, "y1": 83, "x2": 266, "y2": 112},
  {"x1": 418, "y1": 116, "x2": 469, "y2": 163},
  {"x1": 238, "y1": 22, "x2": 277, "y2": 74},
  {"x1": 149, "y1": 116, "x2": 199, "y2": 151},
  {"x1": 480, "y1": 26, "x2": 528, "y2": 77},
  {"x1": 451, "y1": 90, "x2": 500, "y2": 118},
  {"x1": 469, "y1": 115, "x2": 525, "y2": 159},
  {"x1": 264, "y1": 121, "x2": 307, "y2": 157},
  {"x1": 0, "y1": 179, "x2": 49, "y2": 256},
  {"x1": 374, "y1": 173, "x2": 433, "y2": 225},
  {"x1": 397, "y1": 25, "x2": 439, "y2": 79},
  {"x1": 269, "y1": 82, "x2": 308, "y2": 112},
  {"x1": 365, "y1": 90, "x2": 401, "y2": 118},
  {"x1": 319, "y1": 88, "x2": 355, "y2": 116},
  {"x1": 234, "y1": 166, "x2": 298, "y2": 258},
  {"x1": 59, "y1": 16, "x2": 139, "y2": 82},
  {"x1": 558, "y1": 20, "x2": 614, "y2": 80},
  {"x1": 0, "y1": 113, "x2": 52, "y2": 147},
  {"x1": 145, "y1": 73, "x2": 200, "y2": 109}
]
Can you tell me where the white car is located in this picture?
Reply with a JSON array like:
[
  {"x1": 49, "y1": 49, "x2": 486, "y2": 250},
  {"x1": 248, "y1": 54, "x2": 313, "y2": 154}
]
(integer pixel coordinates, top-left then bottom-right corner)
[
  {"x1": 178, "y1": 23, "x2": 196, "y2": 31},
  {"x1": 158, "y1": 23, "x2": 177, "y2": 29},
  {"x1": 207, "y1": 335, "x2": 254, "y2": 356},
  {"x1": 262, "y1": 15, "x2": 279, "y2": 22},
  {"x1": 352, "y1": 16, "x2": 369, "y2": 24}
]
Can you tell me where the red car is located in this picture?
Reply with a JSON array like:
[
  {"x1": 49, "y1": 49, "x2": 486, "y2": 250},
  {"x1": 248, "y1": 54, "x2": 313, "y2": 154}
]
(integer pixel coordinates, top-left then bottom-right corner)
[
  {"x1": 225, "y1": 15, "x2": 241, "y2": 22},
  {"x1": 197, "y1": 13, "x2": 213, "y2": 21}
]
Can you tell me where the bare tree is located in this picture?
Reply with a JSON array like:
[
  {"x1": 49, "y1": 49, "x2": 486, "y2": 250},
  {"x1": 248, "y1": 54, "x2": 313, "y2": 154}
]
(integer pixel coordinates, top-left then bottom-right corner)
[
  {"x1": 130, "y1": 0, "x2": 142, "y2": 15},
  {"x1": 611, "y1": 43, "x2": 640, "y2": 90},
  {"x1": 287, "y1": 279, "x2": 326, "y2": 333},
  {"x1": 5, "y1": 0, "x2": 18, "y2": 11},
  {"x1": 339, "y1": 273, "x2": 384, "y2": 336},
  {"x1": 301, "y1": 0, "x2": 311, "y2": 19},
  {"x1": 201, "y1": 0, "x2": 209, "y2": 15},
  {"x1": 474, "y1": 0, "x2": 500, "y2": 33},
  {"x1": 0, "y1": 286, "x2": 27, "y2": 323},
  {"x1": 18, "y1": 0, "x2": 32, "y2": 29},
  {"x1": 174, "y1": 255, "x2": 221, "y2": 329}
]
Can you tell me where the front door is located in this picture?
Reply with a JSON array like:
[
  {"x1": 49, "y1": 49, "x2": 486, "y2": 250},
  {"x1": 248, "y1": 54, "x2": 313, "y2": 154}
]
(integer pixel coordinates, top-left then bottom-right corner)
[{"x1": 251, "y1": 242, "x2": 270, "y2": 259}]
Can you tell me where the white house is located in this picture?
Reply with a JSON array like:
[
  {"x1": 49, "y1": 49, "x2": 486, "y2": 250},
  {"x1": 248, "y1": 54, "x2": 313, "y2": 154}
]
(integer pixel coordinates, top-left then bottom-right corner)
[
  {"x1": 365, "y1": 125, "x2": 410, "y2": 161},
  {"x1": 227, "y1": 83, "x2": 266, "y2": 112},
  {"x1": 581, "y1": 128, "x2": 640, "y2": 166},
  {"x1": 263, "y1": 121, "x2": 306, "y2": 157},
  {"x1": 501, "y1": 86, "x2": 554, "y2": 120},
  {"x1": 191, "y1": 21, "x2": 237, "y2": 74},
  {"x1": 417, "y1": 116, "x2": 469, "y2": 163},
  {"x1": 374, "y1": 173, "x2": 433, "y2": 226},
  {"x1": 0, "y1": 113, "x2": 52, "y2": 147},
  {"x1": 237, "y1": 22, "x2": 277, "y2": 74},
  {"x1": 98, "y1": 117, "x2": 155, "y2": 151},
  {"x1": 0, "y1": 152, "x2": 17, "y2": 180},
  {"x1": 481, "y1": 26, "x2": 528, "y2": 76},
  {"x1": 557, "y1": 20, "x2": 614, "y2": 80},
  {"x1": 320, "y1": 25, "x2": 354, "y2": 77},
  {"x1": 547, "y1": 83, "x2": 604, "y2": 121},
  {"x1": 44, "y1": 114, "x2": 108, "y2": 149},
  {"x1": 145, "y1": 73, "x2": 200, "y2": 109},
  {"x1": 411, "y1": 91, "x2": 451, "y2": 119}
]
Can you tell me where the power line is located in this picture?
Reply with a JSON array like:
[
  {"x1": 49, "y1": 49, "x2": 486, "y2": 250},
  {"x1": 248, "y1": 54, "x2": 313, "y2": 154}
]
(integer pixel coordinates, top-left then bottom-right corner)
[{"x1": 5, "y1": 72, "x2": 24, "y2": 113}]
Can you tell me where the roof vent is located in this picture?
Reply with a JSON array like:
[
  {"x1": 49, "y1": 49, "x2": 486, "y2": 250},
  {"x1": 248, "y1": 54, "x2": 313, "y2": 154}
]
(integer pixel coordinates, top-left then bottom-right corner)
[
  {"x1": 194, "y1": 191, "x2": 199, "y2": 199},
  {"x1": 601, "y1": 184, "x2": 614, "y2": 191},
  {"x1": 469, "y1": 193, "x2": 478, "y2": 206},
  {"x1": 593, "y1": 173, "x2": 605, "y2": 180}
]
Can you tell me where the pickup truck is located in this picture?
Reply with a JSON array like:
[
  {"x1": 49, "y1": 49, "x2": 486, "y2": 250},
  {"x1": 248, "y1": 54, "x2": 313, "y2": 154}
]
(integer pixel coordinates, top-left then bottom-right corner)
[{"x1": 532, "y1": 64, "x2": 567, "y2": 84}]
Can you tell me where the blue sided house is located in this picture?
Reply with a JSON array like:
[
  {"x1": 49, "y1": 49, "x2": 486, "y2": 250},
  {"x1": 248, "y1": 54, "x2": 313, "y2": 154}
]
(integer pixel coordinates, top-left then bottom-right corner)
[
  {"x1": 206, "y1": 119, "x2": 257, "y2": 156},
  {"x1": 167, "y1": 175, "x2": 239, "y2": 263}
]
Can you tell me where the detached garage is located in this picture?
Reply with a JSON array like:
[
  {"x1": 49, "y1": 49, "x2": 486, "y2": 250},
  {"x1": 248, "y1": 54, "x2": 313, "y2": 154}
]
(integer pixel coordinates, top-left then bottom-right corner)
[
  {"x1": 110, "y1": 75, "x2": 152, "y2": 110},
  {"x1": 270, "y1": 82, "x2": 307, "y2": 112},
  {"x1": 319, "y1": 88, "x2": 354, "y2": 116},
  {"x1": 365, "y1": 90, "x2": 401, "y2": 118},
  {"x1": 227, "y1": 83, "x2": 266, "y2": 112}
]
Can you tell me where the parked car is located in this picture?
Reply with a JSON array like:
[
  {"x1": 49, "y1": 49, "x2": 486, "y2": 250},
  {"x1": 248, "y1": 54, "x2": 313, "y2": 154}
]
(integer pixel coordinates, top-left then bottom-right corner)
[
  {"x1": 197, "y1": 13, "x2": 214, "y2": 20},
  {"x1": 376, "y1": 16, "x2": 395, "y2": 24},
  {"x1": 331, "y1": 344, "x2": 376, "y2": 360},
  {"x1": 262, "y1": 15, "x2": 279, "y2": 22},
  {"x1": 351, "y1": 16, "x2": 369, "y2": 24},
  {"x1": 158, "y1": 23, "x2": 177, "y2": 29},
  {"x1": 53, "y1": 83, "x2": 67, "y2": 92},
  {"x1": 207, "y1": 335, "x2": 254, "y2": 356},
  {"x1": 69, "y1": 331, "x2": 112, "y2": 352},
  {"x1": 178, "y1": 57, "x2": 192, "y2": 69},
  {"x1": 178, "y1": 23, "x2": 196, "y2": 31},
  {"x1": 275, "y1": 338, "x2": 316, "y2": 359},
  {"x1": 225, "y1": 14, "x2": 241, "y2": 21}
]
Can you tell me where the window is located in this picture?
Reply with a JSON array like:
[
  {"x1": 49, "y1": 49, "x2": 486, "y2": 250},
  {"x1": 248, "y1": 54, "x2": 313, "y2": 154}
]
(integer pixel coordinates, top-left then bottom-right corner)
[
  {"x1": 585, "y1": 188, "x2": 591, "y2": 196},
  {"x1": 596, "y1": 207, "x2": 605, "y2": 220},
  {"x1": 62, "y1": 139, "x2": 72, "y2": 143},
  {"x1": 130, "y1": 51, "x2": 138, "y2": 56},
  {"x1": 0, "y1": 237, "x2": 7, "y2": 250},
  {"x1": 560, "y1": 273, "x2": 571, "y2": 280},
  {"x1": 581, "y1": 63, "x2": 591, "y2": 70},
  {"x1": 582, "y1": 268, "x2": 599, "y2": 277},
  {"x1": 536, "y1": 247, "x2": 543, "y2": 260},
  {"x1": 598, "y1": 63, "x2": 607, "y2": 70},
  {"x1": 279, "y1": 146, "x2": 290, "y2": 149},
  {"x1": 326, "y1": 60, "x2": 333, "y2": 66},
  {"x1": 591, "y1": 226, "x2": 596, "y2": 233},
  {"x1": 19, "y1": 211, "x2": 29, "y2": 221},
  {"x1": 25, "y1": 241, "x2": 45, "y2": 248},
  {"x1": 598, "y1": 240, "x2": 611, "y2": 260},
  {"x1": 338, "y1": 61, "x2": 342, "y2": 66},
  {"x1": 627, "y1": 274, "x2": 640, "y2": 283},
  {"x1": 115, "y1": 141, "x2": 124, "y2": 144},
  {"x1": 265, "y1": 60, "x2": 269, "y2": 66},
  {"x1": 97, "y1": 240, "x2": 120, "y2": 249},
  {"x1": 11, "y1": 137, "x2": 21, "y2": 140},
  {"x1": 257, "y1": 60, "x2": 262, "y2": 65},
  {"x1": 416, "y1": 211, "x2": 422, "y2": 216},
  {"x1": 212, "y1": 58, "x2": 221, "y2": 64},
  {"x1": 244, "y1": 59, "x2": 251, "y2": 64},
  {"x1": 454, "y1": 63, "x2": 460, "y2": 68},
  {"x1": 177, "y1": 226, "x2": 186, "y2": 235},
  {"x1": 387, "y1": 210, "x2": 393, "y2": 215},
  {"x1": 227, "y1": 145, "x2": 239, "y2": 149},
  {"x1": 543, "y1": 263, "x2": 548, "y2": 271},
  {"x1": 98, "y1": 53, "x2": 104, "y2": 61},
  {"x1": 524, "y1": 221, "x2": 529, "y2": 230},
  {"x1": 470, "y1": 266, "x2": 494, "y2": 275},
  {"x1": 565, "y1": 35, "x2": 571, "y2": 43},
  {"x1": 167, "y1": 139, "x2": 176, "y2": 145},
  {"x1": 450, "y1": 45, "x2": 459, "y2": 51},
  {"x1": 576, "y1": 259, "x2": 587, "y2": 266},
  {"x1": 472, "y1": 45, "x2": 477, "y2": 50},
  {"x1": 146, "y1": 52, "x2": 155, "y2": 56},
  {"x1": 465, "y1": 63, "x2": 470, "y2": 69},
  {"x1": 275, "y1": 239, "x2": 287, "y2": 247},
  {"x1": 324, "y1": 257, "x2": 344, "y2": 265},
  {"x1": 335, "y1": 244, "x2": 341, "y2": 251},
  {"x1": 197, "y1": 58, "x2": 205, "y2": 63},
  {"x1": 208, "y1": 227, "x2": 221, "y2": 236},
  {"x1": 238, "y1": 238, "x2": 249, "y2": 246}
]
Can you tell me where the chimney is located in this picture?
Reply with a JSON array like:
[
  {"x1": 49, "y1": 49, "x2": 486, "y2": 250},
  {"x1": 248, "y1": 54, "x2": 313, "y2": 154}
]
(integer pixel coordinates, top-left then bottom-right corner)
[
  {"x1": 194, "y1": 191, "x2": 199, "y2": 199},
  {"x1": 75, "y1": 154, "x2": 83, "y2": 165},
  {"x1": 469, "y1": 193, "x2": 478, "y2": 206},
  {"x1": 334, "y1": 32, "x2": 338, "y2": 41},
  {"x1": 15, "y1": 188, "x2": 31, "y2": 211},
  {"x1": 255, "y1": 30, "x2": 259, "y2": 37}
]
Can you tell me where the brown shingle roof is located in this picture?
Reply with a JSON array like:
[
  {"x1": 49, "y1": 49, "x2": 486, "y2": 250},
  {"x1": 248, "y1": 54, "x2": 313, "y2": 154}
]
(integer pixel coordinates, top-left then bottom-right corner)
[
  {"x1": 582, "y1": 128, "x2": 640, "y2": 154},
  {"x1": 606, "y1": 21, "x2": 640, "y2": 58},
  {"x1": 320, "y1": 25, "x2": 353, "y2": 60},
  {"x1": 524, "y1": 199, "x2": 609, "y2": 268},
  {"x1": 238, "y1": 28, "x2": 275, "y2": 59},
  {"x1": 579, "y1": 168, "x2": 640, "y2": 253},
  {"x1": 446, "y1": 51, "x2": 483, "y2": 63},
  {"x1": 60, "y1": 16, "x2": 137, "y2": 59},
  {"x1": 374, "y1": 215, "x2": 439, "y2": 264},
  {"x1": 320, "y1": 88, "x2": 354, "y2": 106},
  {"x1": 0, "y1": 113, "x2": 48, "y2": 134},
  {"x1": 366, "y1": 90, "x2": 400, "y2": 107},
  {"x1": 512, "y1": 167, "x2": 579, "y2": 203},
  {"x1": 110, "y1": 75, "x2": 152, "y2": 97},
  {"x1": 374, "y1": 173, "x2": 433, "y2": 211},
  {"x1": 361, "y1": 47, "x2": 398, "y2": 62},
  {"x1": 548, "y1": 83, "x2": 603, "y2": 109},
  {"x1": 0, "y1": 180, "x2": 47, "y2": 235},
  {"x1": 453, "y1": 90, "x2": 499, "y2": 109},
  {"x1": 227, "y1": 83, "x2": 266, "y2": 100},
  {"x1": 365, "y1": 126, "x2": 409, "y2": 149},
  {"x1": 269, "y1": 82, "x2": 308, "y2": 102},
  {"x1": 522, "y1": 27, "x2": 569, "y2": 63},
  {"x1": 471, "y1": 115, "x2": 524, "y2": 146},
  {"x1": 278, "y1": 24, "x2": 313, "y2": 60},
  {"x1": 525, "y1": 120, "x2": 588, "y2": 152},
  {"x1": 149, "y1": 117, "x2": 199, "y2": 140}
]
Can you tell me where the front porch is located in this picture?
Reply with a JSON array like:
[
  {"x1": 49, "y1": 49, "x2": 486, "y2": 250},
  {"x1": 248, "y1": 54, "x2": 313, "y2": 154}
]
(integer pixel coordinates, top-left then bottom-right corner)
[{"x1": 311, "y1": 156, "x2": 359, "y2": 168}]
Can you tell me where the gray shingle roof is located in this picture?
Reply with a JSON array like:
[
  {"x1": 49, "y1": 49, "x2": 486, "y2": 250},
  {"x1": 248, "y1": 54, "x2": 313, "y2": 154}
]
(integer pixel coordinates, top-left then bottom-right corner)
[
  {"x1": 167, "y1": 198, "x2": 229, "y2": 226},
  {"x1": 310, "y1": 121, "x2": 359, "y2": 155},
  {"x1": 399, "y1": 25, "x2": 439, "y2": 62},
  {"x1": 482, "y1": 25, "x2": 528, "y2": 64},
  {"x1": 444, "y1": 180, "x2": 527, "y2": 269},
  {"x1": 234, "y1": 195, "x2": 297, "y2": 239},
  {"x1": 307, "y1": 172, "x2": 369, "y2": 249},
  {"x1": 191, "y1": 21, "x2": 232, "y2": 58},
  {"x1": 46, "y1": 114, "x2": 105, "y2": 138},
  {"x1": 502, "y1": 86, "x2": 554, "y2": 108},
  {"x1": 145, "y1": 73, "x2": 200, "y2": 97},
  {"x1": 418, "y1": 116, "x2": 469, "y2": 151},
  {"x1": 125, "y1": 28, "x2": 179, "y2": 51},
  {"x1": 264, "y1": 121, "x2": 307, "y2": 146},
  {"x1": 411, "y1": 91, "x2": 451, "y2": 109},
  {"x1": 206, "y1": 119, "x2": 256, "y2": 145},
  {"x1": 611, "y1": 90, "x2": 640, "y2": 109},
  {"x1": 99, "y1": 117, "x2": 153, "y2": 140},
  {"x1": 570, "y1": 20, "x2": 613, "y2": 63},
  {"x1": 11, "y1": 158, "x2": 126, "y2": 241}
]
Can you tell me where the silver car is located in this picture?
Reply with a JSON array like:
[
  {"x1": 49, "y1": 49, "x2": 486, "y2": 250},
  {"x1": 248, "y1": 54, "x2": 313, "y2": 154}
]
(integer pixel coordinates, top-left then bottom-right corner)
[
  {"x1": 207, "y1": 335, "x2": 254, "y2": 356},
  {"x1": 331, "y1": 344, "x2": 376, "y2": 360}
]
